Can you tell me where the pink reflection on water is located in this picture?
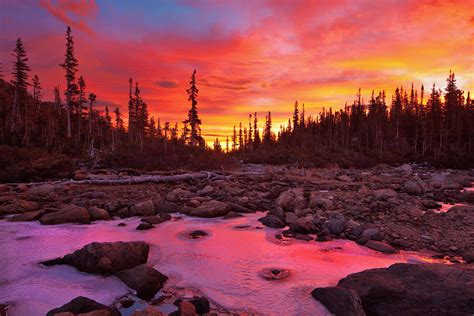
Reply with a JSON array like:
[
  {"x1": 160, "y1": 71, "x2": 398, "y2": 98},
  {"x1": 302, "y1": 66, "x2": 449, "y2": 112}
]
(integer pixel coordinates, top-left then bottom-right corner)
[{"x1": 0, "y1": 213, "x2": 441, "y2": 316}]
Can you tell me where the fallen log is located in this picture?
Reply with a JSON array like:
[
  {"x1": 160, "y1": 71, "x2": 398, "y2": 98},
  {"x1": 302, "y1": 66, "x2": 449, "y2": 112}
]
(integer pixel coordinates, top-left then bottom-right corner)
[{"x1": 5, "y1": 172, "x2": 228, "y2": 187}]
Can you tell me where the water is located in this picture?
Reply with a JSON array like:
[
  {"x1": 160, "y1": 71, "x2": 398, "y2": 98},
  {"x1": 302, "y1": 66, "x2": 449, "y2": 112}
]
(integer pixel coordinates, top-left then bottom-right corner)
[{"x1": 0, "y1": 213, "x2": 438, "y2": 316}]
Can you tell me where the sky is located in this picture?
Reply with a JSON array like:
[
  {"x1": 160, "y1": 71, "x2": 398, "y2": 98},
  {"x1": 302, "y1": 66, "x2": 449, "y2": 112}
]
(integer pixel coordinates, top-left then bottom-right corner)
[{"x1": 0, "y1": 0, "x2": 473, "y2": 145}]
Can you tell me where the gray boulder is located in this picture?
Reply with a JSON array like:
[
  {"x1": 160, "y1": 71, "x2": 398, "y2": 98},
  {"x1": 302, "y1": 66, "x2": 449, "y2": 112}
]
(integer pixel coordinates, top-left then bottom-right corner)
[
  {"x1": 41, "y1": 241, "x2": 149, "y2": 275},
  {"x1": 311, "y1": 287, "x2": 365, "y2": 316},
  {"x1": 40, "y1": 205, "x2": 90, "y2": 225},
  {"x1": 116, "y1": 264, "x2": 168, "y2": 300}
]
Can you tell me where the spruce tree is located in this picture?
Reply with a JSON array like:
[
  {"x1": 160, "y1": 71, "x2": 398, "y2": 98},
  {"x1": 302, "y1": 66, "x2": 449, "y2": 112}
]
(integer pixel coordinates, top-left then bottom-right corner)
[
  {"x1": 60, "y1": 26, "x2": 79, "y2": 138},
  {"x1": 184, "y1": 70, "x2": 202, "y2": 146},
  {"x1": 11, "y1": 38, "x2": 30, "y2": 133},
  {"x1": 238, "y1": 122, "x2": 243, "y2": 151},
  {"x1": 292, "y1": 100, "x2": 299, "y2": 130},
  {"x1": 88, "y1": 93, "x2": 96, "y2": 135}
]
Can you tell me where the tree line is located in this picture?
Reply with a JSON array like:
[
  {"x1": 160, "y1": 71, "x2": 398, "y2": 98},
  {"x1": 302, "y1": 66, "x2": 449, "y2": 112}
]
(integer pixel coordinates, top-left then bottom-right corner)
[
  {"x1": 228, "y1": 72, "x2": 473, "y2": 168},
  {"x1": 0, "y1": 25, "x2": 472, "y2": 169},
  {"x1": 0, "y1": 27, "x2": 206, "y2": 169}
]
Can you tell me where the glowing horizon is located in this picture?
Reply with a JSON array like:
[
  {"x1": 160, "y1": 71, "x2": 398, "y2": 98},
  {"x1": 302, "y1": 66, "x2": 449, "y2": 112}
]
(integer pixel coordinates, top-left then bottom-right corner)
[{"x1": 0, "y1": 0, "x2": 472, "y2": 146}]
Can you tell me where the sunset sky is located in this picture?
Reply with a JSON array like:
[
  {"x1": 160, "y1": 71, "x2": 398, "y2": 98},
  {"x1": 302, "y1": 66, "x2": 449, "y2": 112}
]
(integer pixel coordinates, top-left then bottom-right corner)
[{"x1": 0, "y1": 0, "x2": 473, "y2": 144}]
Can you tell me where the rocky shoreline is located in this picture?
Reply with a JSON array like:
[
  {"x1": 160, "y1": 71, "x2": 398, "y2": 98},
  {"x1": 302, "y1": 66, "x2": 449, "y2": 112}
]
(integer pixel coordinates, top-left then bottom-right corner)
[{"x1": 0, "y1": 163, "x2": 473, "y2": 315}]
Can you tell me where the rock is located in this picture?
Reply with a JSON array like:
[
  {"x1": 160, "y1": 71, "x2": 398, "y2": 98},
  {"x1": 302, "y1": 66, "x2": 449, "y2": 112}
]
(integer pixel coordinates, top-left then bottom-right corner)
[
  {"x1": 295, "y1": 234, "x2": 313, "y2": 241},
  {"x1": 345, "y1": 220, "x2": 364, "y2": 240},
  {"x1": 463, "y1": 252, "x2": 474, "y2": 264},
  {"x1": 40, "y1": 205, "x2": 90, "y2": 225},
  {"x1": 372, "y1": 189, "x2": 398, "y2": 201},
  {"x1": 364, "y1": 240, "x2": 398, "y2": 254},
  {"x1": 41, "y1": 241, "x2": 149, "y2": 275},
  {"x1": 326, "y1": 218, "x2": 347, "y2": 235},
  {"x1": 200, "y1": 185, "x2": 214, "y2": 195},
  {"x1": 88, "y1": 207, "x2": 110, "y2": 221},
  {"x1": 448, "y1": 205, "x2": 474, "y2": 212},
  {"x1": 259, "y1": 267, "x2": 292, "y2": 280},
  {"x1": 130, "y1": 200, "x2": 155, "y2": 217},
  {"x1": 428, "y1": 173, "x2": 462, "y2": 190},
  {"x1": 357, "y1": 228, "x2": 382, "y2": 244},
  {"x1": 186, "y1": 199, "x2": 201, "y2": 208},
  {"x1": 189, "y1": 297, "x2": 210, "y2": 314},
  {"x1": 227, "y1": 201, "x2": 254, "y2": 213},
  {"x1": 117, "y1": 264, "x2": 168, "y2": 300},
  {"x1": 187, "y1": 230, "x2": 208, "y2": 239},
  {"x1": 396, "y1": 163, "x2": 413, "y2": 174},
  {"x1": 0, "y1": 199, "x2": 40, "y2": 215},
  {"x1": 175, "y1": 301, "x2": 196, "y2": 316},
  {"x1": 258, "y1": 214, "x2": 285, "y2": 228},
  {"x1": 338, "y1": 263, "x2": 474, "y2": 315},
  {"x1": 136, "y1": 222, "x2": 154, "y2": 230},
  {"x1": 141, "y1": 215, "x2": 169, "y2": 225},
  {"x1": 185, "y1": 200, "x2": 231, "y2": 218},
  {"x1": 120, "y1": 298, "x2": 135, "y2": 308},
  {"x1": 29, "y1": 183, "x2": 57, "y2": 196},
  {"x1": 223, "y1": 211, "x2": 243, "y2": 219},
  {"x1": 8, "y1": 209, "x2": 44, "y2": 222},
  {"x1": 74, "y1": 170, "x2": 88, "y2": 180},
  {"x1": 276, "y1": 188, "x2": 305, "y2": 211},
  {"x1": 294, "y1": 215, "x2": 317, "y2": 233},
  {"x1": 132, "y1": 306, "x2": 164, "y2": 316},
  {"x1": 311, "y1": 287, "x2": 365, "y2": 316},
  {"x1": 46, "y1": 296, "x2": 120, "y2": 316},
  {"x1": 284, "y1": 212, "x2": 298, "y2": 224},
  {"x1": 166, "y1": 188, "x2": 193, "y2": 202},
  {"x1": 309, "y1": 194, "x2": 332, "y2": 211},
  {"x1": 338, "y1": 175, "x2": 352, "y2": 182},
  {"x1": 401, "y1": 180, "x2": 424, "y2": 196}
]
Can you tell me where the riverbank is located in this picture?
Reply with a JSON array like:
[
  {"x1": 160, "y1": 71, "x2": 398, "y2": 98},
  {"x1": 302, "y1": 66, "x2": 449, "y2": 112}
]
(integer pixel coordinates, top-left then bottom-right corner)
[{"x1": 0, "y1": 163, "x2": 473, "y2": 315}]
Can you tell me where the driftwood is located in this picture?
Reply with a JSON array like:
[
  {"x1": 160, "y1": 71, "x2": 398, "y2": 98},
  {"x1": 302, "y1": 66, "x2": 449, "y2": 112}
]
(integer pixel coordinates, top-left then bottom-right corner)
[{"x1": 6, "y1": 171, "x2": 227, "y2": 187}]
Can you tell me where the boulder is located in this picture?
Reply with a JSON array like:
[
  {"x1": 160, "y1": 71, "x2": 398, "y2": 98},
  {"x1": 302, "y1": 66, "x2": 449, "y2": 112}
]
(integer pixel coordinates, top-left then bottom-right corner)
[
  {"x1": 309, "y1": 194, "x2": 332, "y2": 211},
  {"x1": 130, "y1": 200, "x2": 155, "y2": 217},
  {"x1": 141, "y1": 215, "x2": 169, "y2": 225},
  {"x1": 88, "y1": 207, "x2": 110, "y2": 221},
  {"x1": 41, "y1": 241, "x2": 149, "y2": 275},
  {"x1": 132, "y1": 306, "x2": 164, "y2": 316},
  {"x1": 364, "y1": 240, "x2": 398, "y2": 254},
  {"x1": 8, "y1": 209, "x2": 44, "y2": 222},
  {"x1": 40, "y1": 205, "x2": 90, "y2": 225},
  {"x1": 338, "y1": 263, "x2": 474, "y2": 315},
  {"x1": 258, "y1": 214, "x2": 285, "y2": 228},
  {"x1": 284, "y1": 212, "x2": 298, "y2": 225},
  {"x1": 136, "y1": 222, "x2": 154, "y2": 230},
  {"x1": 345, "y1": 220, "x2": 364, "y2": 240},
  {"x1": 0, "y1": 199, "x2": 40, "y2": 215},
  {"x1": 448, "y1": 205, "x2": 474, "y2": 212},
  {"x1": 401, "y1": 180, "x2": 424, "y2": 196},
  {"x1": 326, "y1": 218, "x2": 347, "y2": 235},
  {"x1": 199, "y1": 185, "x2": 214, "y2": 195},
  {"x1": 396, "y1": 164, "x2": 413, "y2": 174},
  {"x1": 223, "y1": 211, "x2": 244, "y2": 219},
  {"x1": 357, "y1": 228, "x2": 382, "y2": 244},
  {"x1": 311, "y1": 287, "x2": 365, "y2": 316},
  {"x1": 372, "y1": 189, "x2": 397, "y2": 201},
  {"x1": 276, "y1": 188, "x2": 305, "y2": 211},
  {"x1": 46, "y1": 296, "x2": 120, "y2": 316},
  {"x1": 428, "y1": 174, "x2": 462, "y2": 190},
  {"x1": 28, "y1": 183, "x2": 57, "y2": 196},
  {"x1": 172, "y1": 301, "x2": 196, "y2": 316},
  {"x1": 189, "y1": 297, "x2": 210, "y2": 314},
  {"x1": 185, "y1": 200, "x2": 231, "y2": 218},
  {"x1": 166, "y1": 188, "x2": 193, "y2": 202},
  {"x1": 116, "y1": 264, "x2": 168, "y2": 300}
]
